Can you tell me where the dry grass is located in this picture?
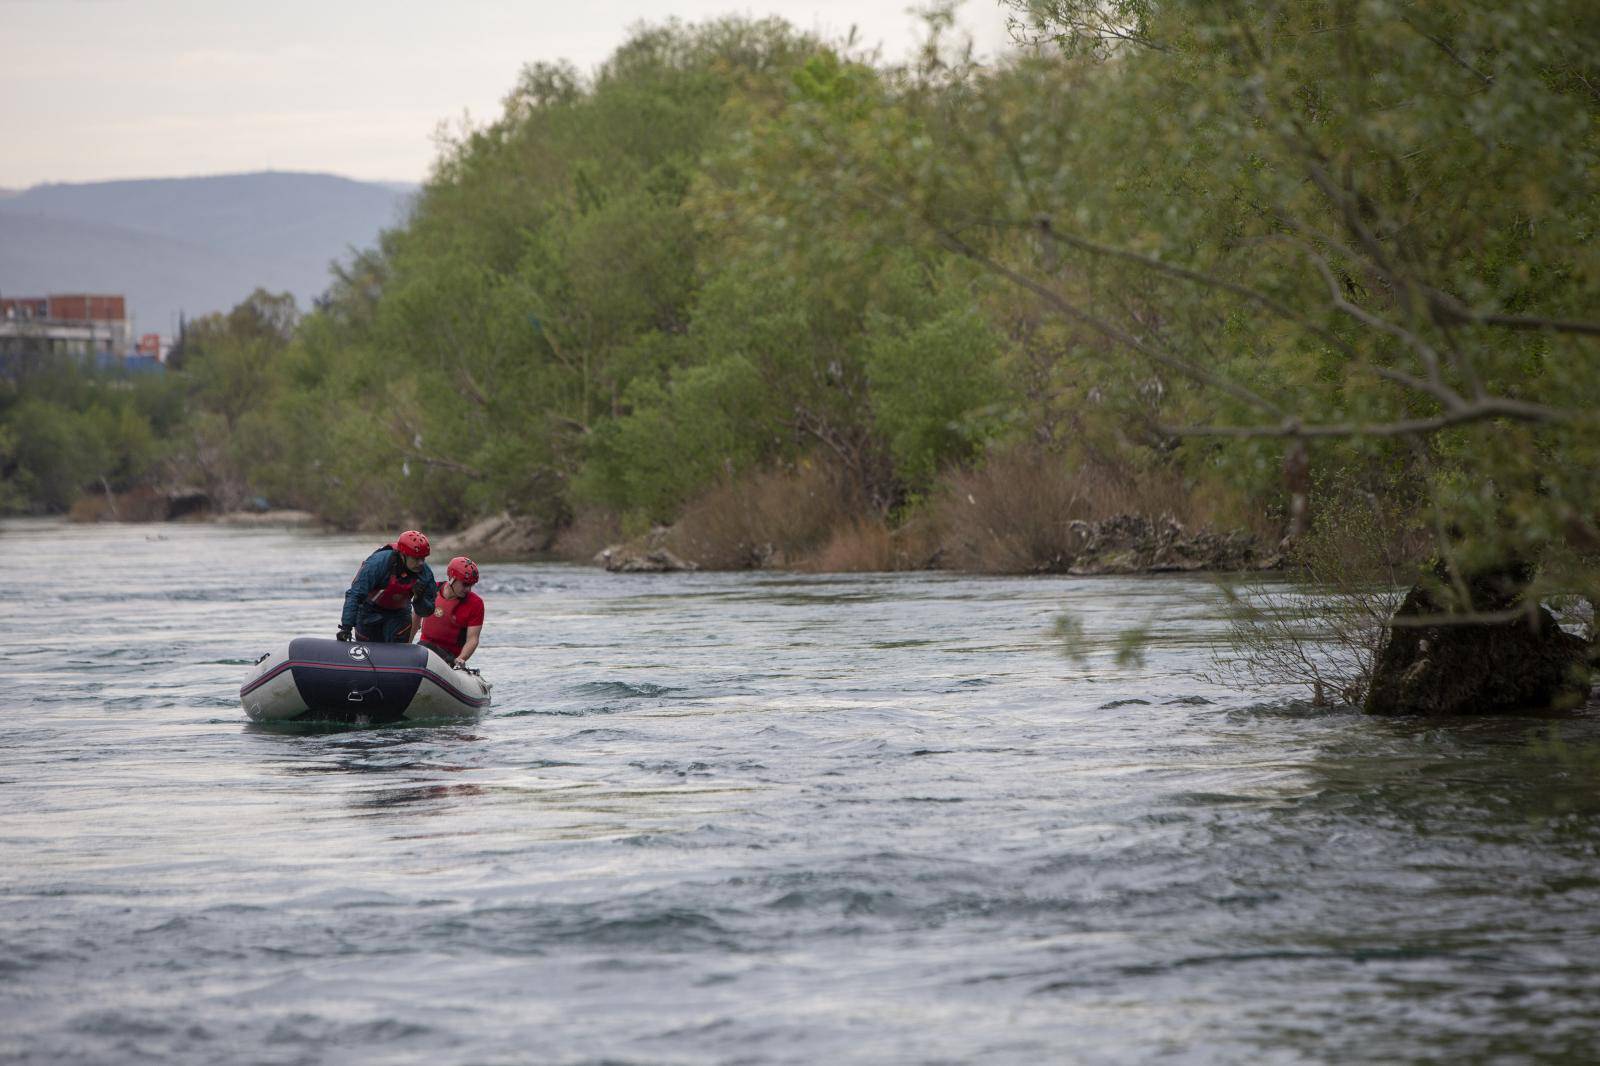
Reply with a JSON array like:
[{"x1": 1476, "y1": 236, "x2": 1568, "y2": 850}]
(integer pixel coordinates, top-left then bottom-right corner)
[
  {"x1": 550, "y1": 506, "x2": 625, "y2": 563},
  {"x1": 927, "y1": 445, "x2": 1216, "y2": 573},
  {"x1": 799, "y1": 518, "x2": 902, "y2": 573},
  {"x1": 667, "y1": 462, "x2": 863, "y2": 569},
  {"x1": 583, "y1": 443, "x2": 1289, "y2": 575},
  {"x1": 656, "y1": 446, "x2": 1267, "y2": 574},
  {"x1": 67, "y1": 486, "x2": 177, "y2": 523},
  {"x1": 67, "y1": 495, "x2": 114, "y2": 523},
  {"x1": 813, "y1": 518, "x2": 943, "y2": 573}
]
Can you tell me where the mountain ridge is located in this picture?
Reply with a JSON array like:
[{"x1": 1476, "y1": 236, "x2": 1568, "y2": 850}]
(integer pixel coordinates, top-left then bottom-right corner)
[{"x1": 0, "y1": 171, "x2": 418, "y2": 336}]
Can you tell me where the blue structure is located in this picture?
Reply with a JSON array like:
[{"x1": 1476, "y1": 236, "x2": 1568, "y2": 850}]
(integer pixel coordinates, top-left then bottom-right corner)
[{"x1": 91, "y1": 352, "x2": 165, "y2": 374}]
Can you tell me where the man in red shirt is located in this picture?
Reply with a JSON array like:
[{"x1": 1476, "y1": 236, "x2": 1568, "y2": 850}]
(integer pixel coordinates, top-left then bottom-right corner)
[{"x1": 417, "y1": 556, "x2": 485, "y2": 667}]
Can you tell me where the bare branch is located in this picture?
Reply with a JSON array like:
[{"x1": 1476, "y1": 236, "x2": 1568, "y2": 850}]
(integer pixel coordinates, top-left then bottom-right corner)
[
  {"x1": 1268, "y1": 233, "x2": 1458, "y2": 403},
  {"x1": 1166, "y1": 396, "x2": 1572, "y2": 440},
  {"x1": 1284, "y1": 130, "x2": 1411, "y2": 296},
  {"x1": 1435, "y1": 318, "x2": 1486, "y2": 403},
  {"x1": 1024, "y1": 216, "x2": 1362, "y2": 360},
  {"x1": 404, "y1": 452, "x2": 483, "y2": 477},
  {"x1": 1266, "y1": 209, "x2": 1600, "y2": 342},
  {"x1": 1400, "y1": 16, "x2": 1494, "y2": 88},
  {"x1": 935, "y1": 228, "x2": 1286, "y2": 418},
  {"x1": 1005, "y1": 7, "x2": 1169, "y2": 55},
  {"x1": 1467, "y1": 311, "x2": 1600, "y2": 339},
  {"x1": 1386, "y1": 604, "x2": 1548, "y2": 629},
  {"x1": 1277, "y1": 134, "x2": 1600, "y2": 343}
]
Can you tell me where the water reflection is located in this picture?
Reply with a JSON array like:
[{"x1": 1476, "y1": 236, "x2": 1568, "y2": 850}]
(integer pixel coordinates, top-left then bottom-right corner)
[{"x1": 245, "y1": 720, "x2": 484, "y2": 742}]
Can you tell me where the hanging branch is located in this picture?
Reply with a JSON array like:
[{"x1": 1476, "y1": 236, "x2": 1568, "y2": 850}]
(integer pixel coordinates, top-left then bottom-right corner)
[
  {"x1": 1399, "y1": 16, "x2": 1495, "y2": 88},
  {"x1": 942, "y1": 222, "x2": 1575, "y2": 440},
  {"x1": 934, "y1": 227, "x2": 1286, "y2": 419},
  {"x1": 1166, "y1": 400, "x2": 1571, "y2": 440},
  {"x1": 1019, "y1": 215, "x2": 1362, "y2": 361}
]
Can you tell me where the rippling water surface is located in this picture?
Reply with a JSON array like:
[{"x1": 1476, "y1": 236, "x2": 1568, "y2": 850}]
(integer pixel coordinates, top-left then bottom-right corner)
[{"x1": 3, "y1": 520, "x2": 1600, "y2": 1064}]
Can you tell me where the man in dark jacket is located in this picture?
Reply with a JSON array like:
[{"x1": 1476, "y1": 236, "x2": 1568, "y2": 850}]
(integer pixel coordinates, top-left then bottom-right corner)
[{"x1": 338, "y1": 529, "x2": 438, "y2": 643}]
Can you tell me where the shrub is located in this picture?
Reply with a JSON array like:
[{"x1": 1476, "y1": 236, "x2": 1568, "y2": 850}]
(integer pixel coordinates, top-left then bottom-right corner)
[
  {"x1": 1209, "y1": 475, "x2": 1429, "y2": 705},
  {"x1": 928, "y1": 445, "x2": 1209, "y2": 572},
  {"x1": 66, "y1": 486, "x2": 171, "y2": 523},
  {"x1": 800, "y1": 518, "x2": 900, "y2": 573},
  {"x1": 667, "y1": 460, "x2": 861, "y2": 569},
  {"x1": 863, "y1": 305, "x2": 1008, "y2": 490},
  {"x1": 575, "y1": 356, "x2": 780, "y2": 521},
  {"x1": 551, "y1": 506, "x2": 625, "y2": 563}
]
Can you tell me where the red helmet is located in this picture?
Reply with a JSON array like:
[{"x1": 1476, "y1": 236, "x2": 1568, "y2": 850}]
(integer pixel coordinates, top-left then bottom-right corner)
[
  {"x1": 394, "y1": 530, "x2": 430, "y2": 559},
  {"x1": 447, "y1": 556, "x2": 479, "y2": 585}
]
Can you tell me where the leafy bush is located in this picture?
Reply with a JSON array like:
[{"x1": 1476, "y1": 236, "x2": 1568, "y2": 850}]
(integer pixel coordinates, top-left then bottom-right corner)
[{"x1": 863, "y1": 305, "x2": 1008, "y2": 491}]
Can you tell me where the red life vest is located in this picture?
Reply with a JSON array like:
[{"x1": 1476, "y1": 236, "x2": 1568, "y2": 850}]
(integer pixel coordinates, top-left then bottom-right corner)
[
  {"x1": 421, "y1": 589, "x2": 483, "y2": 658},
  {"x1": 365, "y1": 545, "x2": 419, "y2": 611}
]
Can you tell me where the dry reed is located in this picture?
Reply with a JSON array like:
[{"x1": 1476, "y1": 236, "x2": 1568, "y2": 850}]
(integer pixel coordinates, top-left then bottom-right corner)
[
  {"x1": 550, "y1": 506, "x2": 625, "y2": 563},
  {"x1": 799, "y1": 518, "x2": 901, "y2": 573},
  {"x1": 667, "y1": 462, "x2": 863, "y2": 569},
  {"x1": 67, "y1": 486, "x2": 177, "y2": 523},
  {"x1": 928, "y1": 446, "x2": 1210, "y2": 573}
]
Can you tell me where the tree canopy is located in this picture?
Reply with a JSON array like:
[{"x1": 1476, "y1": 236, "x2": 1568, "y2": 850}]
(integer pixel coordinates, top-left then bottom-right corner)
[{"x1": 7, "y1": 3, "x2": 1595, "y2": 607}]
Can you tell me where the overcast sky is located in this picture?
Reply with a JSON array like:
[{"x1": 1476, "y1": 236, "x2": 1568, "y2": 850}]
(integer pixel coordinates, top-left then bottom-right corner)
[{"x1": 1, "y1": 0, "x2": 1014, "y2": 190}]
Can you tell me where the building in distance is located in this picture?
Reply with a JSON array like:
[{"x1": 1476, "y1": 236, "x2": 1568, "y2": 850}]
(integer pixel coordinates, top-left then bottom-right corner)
[{"x1": 0, "y1": 293, "x2": 160, "y2": 371}]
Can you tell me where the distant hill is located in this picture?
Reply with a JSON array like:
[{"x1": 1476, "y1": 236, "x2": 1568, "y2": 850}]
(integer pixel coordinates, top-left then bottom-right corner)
[{"x1": 0, "y1": 172, "x2": 416, "y2": 337}]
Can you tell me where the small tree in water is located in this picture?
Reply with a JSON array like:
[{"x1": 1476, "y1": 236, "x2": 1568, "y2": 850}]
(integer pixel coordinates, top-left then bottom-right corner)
[{"x1": 1209, "y1": 474, "x2": 1424, "y2": 706}]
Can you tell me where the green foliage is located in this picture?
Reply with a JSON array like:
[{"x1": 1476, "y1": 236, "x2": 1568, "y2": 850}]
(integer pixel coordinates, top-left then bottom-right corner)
[
  {"x1": 0, "y1": 355, "x2": 181, "y2": 514},
  {"x1": 0, "y1": 399, "x2": 99, "y2": 512},
  {"x1": 864, "y1": 304, "x2": 1007, "y2": 490},
  {"x1": 267, "y1": 18, "x2": 828, "y2": 527},
  {"x1": 577, "y1": 356, "x2": 776, "y2": 521},
  {"x1": 9, "y1": 0, "x2": 1594, "y2": 617}
]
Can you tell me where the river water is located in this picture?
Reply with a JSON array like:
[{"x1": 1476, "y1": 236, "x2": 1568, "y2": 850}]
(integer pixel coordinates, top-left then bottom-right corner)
[{"x1": 2, "y1": 519, "x2": 1598, "y2": 1065}]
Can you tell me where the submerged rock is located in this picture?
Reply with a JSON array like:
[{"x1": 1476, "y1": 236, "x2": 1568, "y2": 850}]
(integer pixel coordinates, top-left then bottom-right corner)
[{"x1": 1364, "y1": 563, "x2": 1590, "y2": 716}]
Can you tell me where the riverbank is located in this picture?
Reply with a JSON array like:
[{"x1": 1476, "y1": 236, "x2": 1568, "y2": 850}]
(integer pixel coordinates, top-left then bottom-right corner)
[
  {"x1": 65, "y1": 485, "x2": 320, "y2": 527},
  {"x1": 59, "y1": 486, "x2": 1281, "y2": 576},
  {"x1": 577, "y1": 511, "x2": 1276, "y2": 576}
]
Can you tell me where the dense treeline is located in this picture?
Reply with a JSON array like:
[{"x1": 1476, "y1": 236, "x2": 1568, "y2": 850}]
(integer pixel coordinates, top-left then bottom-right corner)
[{"x1": 4, "y1": 2, "x2": 1596, "y2": 592}]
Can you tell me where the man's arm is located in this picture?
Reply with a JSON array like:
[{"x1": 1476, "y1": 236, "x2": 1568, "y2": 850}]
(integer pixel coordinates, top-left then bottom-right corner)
[
  {"x1": 341, "y1": 553, "x2": 383, "y2": 628},
  {"x1": 457, "y1": 625, "x2": 482, "y2": 664},
  {"x1": 411, "y1": 568, "x2": 438, "y2": 619}
]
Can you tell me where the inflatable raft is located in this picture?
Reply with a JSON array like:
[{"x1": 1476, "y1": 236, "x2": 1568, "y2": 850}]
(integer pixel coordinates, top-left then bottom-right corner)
[{"x1": 240, "y1": 637, "x2": 491, "y2": 724}]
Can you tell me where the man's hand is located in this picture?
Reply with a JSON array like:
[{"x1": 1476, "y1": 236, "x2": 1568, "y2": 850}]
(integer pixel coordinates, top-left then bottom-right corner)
[{"x1": 336, "y1": 625, "x2": 352, "y2": 642}]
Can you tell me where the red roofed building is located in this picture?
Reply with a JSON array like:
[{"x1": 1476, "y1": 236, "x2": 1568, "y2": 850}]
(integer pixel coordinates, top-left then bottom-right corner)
[{"x1": 0, "y1": 293, "x2": 135, "y2": 363}]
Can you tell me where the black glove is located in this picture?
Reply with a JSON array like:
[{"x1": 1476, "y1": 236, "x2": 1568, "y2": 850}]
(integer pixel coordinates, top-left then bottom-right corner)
[{"x1": 336, "y1": 625, "x2": 352, "y2": 642}]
